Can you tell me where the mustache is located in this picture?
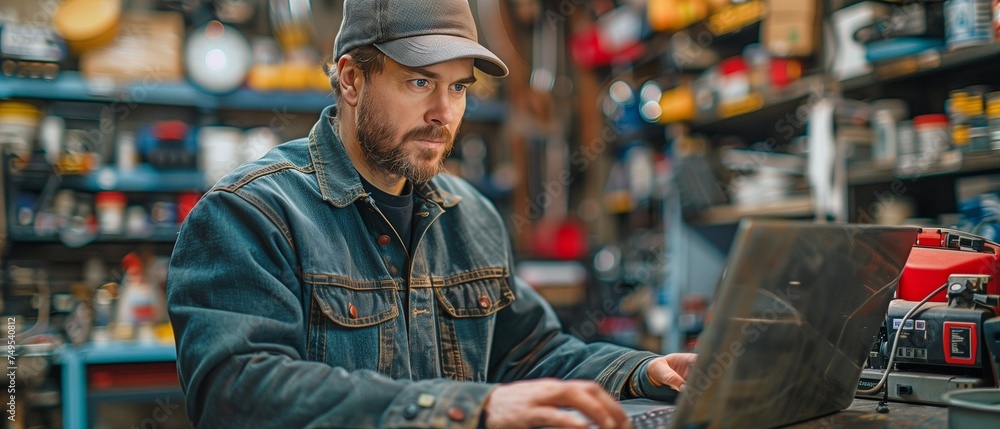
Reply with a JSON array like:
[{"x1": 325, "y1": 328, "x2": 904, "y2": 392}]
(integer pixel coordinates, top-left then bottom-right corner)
[{"x1": 403, "y1": 125, "x2": 452, "y2": 143}]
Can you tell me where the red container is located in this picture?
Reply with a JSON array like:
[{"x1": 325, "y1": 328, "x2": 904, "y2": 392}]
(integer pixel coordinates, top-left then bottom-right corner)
[
  {"x1": 177, "y1": 192, "x2": 202, "y2": 223},
  {"x1": 898, "y1": 229, "x2": 1000, "y2": 314}
]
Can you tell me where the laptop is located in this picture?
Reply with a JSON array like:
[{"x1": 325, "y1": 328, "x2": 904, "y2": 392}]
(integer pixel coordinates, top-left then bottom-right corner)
[{"x1": 618, "y1": 219, "x2": 917, "y2": 428}]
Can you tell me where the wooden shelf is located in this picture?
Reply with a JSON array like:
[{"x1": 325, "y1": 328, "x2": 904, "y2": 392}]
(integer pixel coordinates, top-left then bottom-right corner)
[
  {"x1": 690, "y1": 74, "x2": 825, "y2": 137},
  {"x1": 848, "y1": 152, "x2": 1000, "y2": 185},
  {"x1": 692, "y1": 196, "x2": 815, "y2": 225},
  {"x1": 840, "y1": 43, "x2": 1000, "y2": 93}
]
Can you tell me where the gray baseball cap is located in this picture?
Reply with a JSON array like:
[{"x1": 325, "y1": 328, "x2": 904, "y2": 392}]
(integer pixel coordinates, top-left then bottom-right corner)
[{"x1": 334, "y1": 0, "x2": 508, "y2": 77}]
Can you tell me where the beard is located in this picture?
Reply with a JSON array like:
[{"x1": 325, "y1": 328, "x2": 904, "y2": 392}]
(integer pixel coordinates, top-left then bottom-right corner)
[{"x1": 355, "y1": 89, "x2": 457, "y2": 184}]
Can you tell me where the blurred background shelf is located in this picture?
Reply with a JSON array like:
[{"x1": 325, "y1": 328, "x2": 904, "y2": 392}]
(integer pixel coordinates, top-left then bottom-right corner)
[
  {"x1": 848, "y1": 152, "x2": 1000, "y2": 186},
  {"x1": 0, "y1": 72, "x2": 507, "y2": 121},
  {"x1": 692, "y1": 196, "x2": 815, "y2": 225},
  {"x1": 59, "y1": 341, "x2": 177, "y2": 365},
  {"x1": 88, "y1": 387, "x2": 184, "y2": 403},
  {"x1": 8, "y1": 224, "x2": 181, "y2": 244},
  {"x1": 690, "y1": 74, "x2": 824, "y2": 137},
  {"x1": 57, "y1": 165, "x2": 207, "y2": 193},
  {"x1": 840, "y1": 43, "x2": 1000, "y2": 93}
]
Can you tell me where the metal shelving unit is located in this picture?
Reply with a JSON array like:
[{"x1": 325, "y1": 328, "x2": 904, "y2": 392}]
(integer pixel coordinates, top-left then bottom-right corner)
[
  {"x1": 7, "y1": 224, "x2": 181, "y2": 244},
  {"x1": 847, "y1": 152, "x2": 1000, "y2": 186},
  {"x1": 57, "y1": 166, "x2": 207, "y2": 193},
  {"x1": 56, "y1": 342, "x2": 179, "y2": 429},
  {"x1": 690, "y1": 74, "x2": 825, "y2": 137},
  {"x1": 839, "y1": 43, "x2": 1000, "y2": 93},
  {"x1": 658, "y1": 0, "x2": 1000, "y2": 352},
  {"x1": 0, "y1": 72, "x2": 507, "y2": 121}
]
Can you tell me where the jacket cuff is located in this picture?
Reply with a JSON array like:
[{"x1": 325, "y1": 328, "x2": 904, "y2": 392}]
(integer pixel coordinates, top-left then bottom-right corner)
[
  {"x1": 382, "y1": 380, "x2": 497, "y2": 429},
  {"x1": 597, "y1": 350, "x2": 659, "y2": 400},
  {"x1": 626, "y1": 358, "x2": 681, "y2": 403}
]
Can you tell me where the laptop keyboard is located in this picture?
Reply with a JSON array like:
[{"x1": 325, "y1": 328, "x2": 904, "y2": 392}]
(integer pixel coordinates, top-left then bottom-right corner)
[{"x1": 630, "y1": 407, "x2": 675, "y2": 429}]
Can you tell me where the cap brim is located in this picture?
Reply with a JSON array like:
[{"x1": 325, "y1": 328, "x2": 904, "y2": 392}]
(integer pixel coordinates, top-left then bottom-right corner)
[{"x1": 375, "y1": 34, "x2": 509, "y2": 77}]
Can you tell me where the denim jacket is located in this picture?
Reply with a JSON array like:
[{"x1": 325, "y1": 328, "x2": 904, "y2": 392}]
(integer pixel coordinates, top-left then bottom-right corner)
[{"x1": 167, "y1": 106, "x2": 662, "y2": 428}]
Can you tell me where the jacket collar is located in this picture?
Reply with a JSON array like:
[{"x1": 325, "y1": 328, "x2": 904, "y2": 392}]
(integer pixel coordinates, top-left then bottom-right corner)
[{"x1": 308, "y1": 106, "x2": 461, "y2": 208}]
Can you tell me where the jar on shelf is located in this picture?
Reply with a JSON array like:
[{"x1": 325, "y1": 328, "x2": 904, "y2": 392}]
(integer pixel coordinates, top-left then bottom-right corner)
[
  {"x1": 988, "y1": 91, "x2": 1000, "y2": 149},
  {"x1": 966, "y1": 86, "x2": 991, "y2": 151},
  {"x1": 913, "y1": 114, "x2": 950, "y2": 167},
  {"x1": 947, "y1": 90, "x2": 972, "y2": 151},
  {"x1": 0, "y1": 101, "x2": 42, "y2": 165},
  {"x1": 95, "y1": 191, "x2": 126, "y2": 235},
  {"x1": 946, "y1": 0, "x2": 994, "y2": 49}
]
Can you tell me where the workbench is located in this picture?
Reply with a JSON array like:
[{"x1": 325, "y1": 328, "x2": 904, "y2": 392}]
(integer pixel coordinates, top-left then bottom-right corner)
[{"x1": 787, "y1": 398, "x2": 948, "y2": 428}]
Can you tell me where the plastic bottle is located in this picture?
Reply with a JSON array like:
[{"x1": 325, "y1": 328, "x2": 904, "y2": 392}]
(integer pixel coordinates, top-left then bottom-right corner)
[
  {"x1": 115, "y1": 131, "x2": 137, "y2": 172},
  {"x1": 871, "y1": 99, "x2": 909, "y2": 166},
  {"x1": 114, "y1": 253, "x2": 161, "y2": 340}
]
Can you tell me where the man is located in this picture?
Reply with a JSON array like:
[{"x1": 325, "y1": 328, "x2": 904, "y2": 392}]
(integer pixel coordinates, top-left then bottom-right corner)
[{"x1": 167, "y1": 0, "x2": 696, "y2": 428}]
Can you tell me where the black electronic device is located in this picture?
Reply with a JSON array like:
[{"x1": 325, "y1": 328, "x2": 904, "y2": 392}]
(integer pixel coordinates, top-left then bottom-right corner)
[
  {"x1": 860, "y1": 269, "x2": 1000, "y2": 405},
  {"x1": 884, "y1": 300, "x2": 995, "y2": 383}
]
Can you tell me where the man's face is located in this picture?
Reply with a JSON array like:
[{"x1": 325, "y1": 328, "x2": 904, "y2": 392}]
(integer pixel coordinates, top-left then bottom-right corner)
[{"x1": 355, "y1": 57, "x2": 476, "y2": 184}]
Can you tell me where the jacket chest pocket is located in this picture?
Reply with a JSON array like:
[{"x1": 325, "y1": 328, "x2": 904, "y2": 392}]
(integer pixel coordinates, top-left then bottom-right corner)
[
  {"x1": 308, "y1": 282, "x2": 400, "y2": 372},
  {"x1": 435, "y1": 276, "x2": 514, "y2": 318},
  {"x1": 433, "y1": 274, "x2": 515, "y2": 381}
]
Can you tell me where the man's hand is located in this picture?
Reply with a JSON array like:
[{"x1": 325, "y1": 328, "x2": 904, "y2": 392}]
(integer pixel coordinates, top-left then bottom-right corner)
[
  {"x1": 482, "y1": 379, "x2": 631, "y2": 429},
  {"x1": 645, "y1": 353, "x2": 697, "y2": 391}
]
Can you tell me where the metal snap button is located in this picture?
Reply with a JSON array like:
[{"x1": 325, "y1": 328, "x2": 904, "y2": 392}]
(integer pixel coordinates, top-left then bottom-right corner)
[
  {"x1": 478, "y1": 295, "x2": 492, "y2": 309},
  {"x1": 403, "y1": 403, "x2": 419, "y2": 419},
  {"x1": 417, "y1": 393, "x2": 435, "y2": 408},
  {"x1": 447, "y1": 406, "x2": 466, "y2": 422},
  {"x1": 348, "y1": 303, "x2": 358, "y2": 319},
  {"x1": 377, "y1": 235, "x2": 391, "y2": 245}
]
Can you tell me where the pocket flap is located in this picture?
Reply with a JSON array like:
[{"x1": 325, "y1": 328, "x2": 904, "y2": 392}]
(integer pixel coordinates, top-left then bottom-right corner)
[
  {"x1": 313, "y1": 285, "x2": 399, "y2": 327},
  {"x1": 434, "y1": 276, "x2": 515, "y2": 318}
]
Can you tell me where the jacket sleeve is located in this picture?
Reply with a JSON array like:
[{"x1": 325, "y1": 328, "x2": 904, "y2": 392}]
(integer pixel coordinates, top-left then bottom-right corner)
[
  {"x1": 486, "y1": 224, "x2": 663, "y2": 399},
  {"x1": 167, "y1": 190, "x2": 494, "y2": 428}
]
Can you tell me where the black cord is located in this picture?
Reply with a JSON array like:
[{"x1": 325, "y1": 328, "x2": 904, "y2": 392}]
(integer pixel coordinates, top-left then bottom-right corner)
[
  {"x1": 877, "y1": 384, "x2": 890, "y2": 413},
  {"x1": 861, "y1": 282, "x2": 950, "y2": 413}
]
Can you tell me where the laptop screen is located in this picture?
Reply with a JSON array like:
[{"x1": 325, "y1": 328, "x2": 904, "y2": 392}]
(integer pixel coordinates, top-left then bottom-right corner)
[{"x1": 670, "y1": 220, "x2": 917, "y2": 428}]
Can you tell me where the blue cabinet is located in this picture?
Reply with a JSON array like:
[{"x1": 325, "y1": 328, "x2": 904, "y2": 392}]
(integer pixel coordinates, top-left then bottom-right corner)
[{"x1": 56, "y1": 342, "x2": 181, "y2": 429}]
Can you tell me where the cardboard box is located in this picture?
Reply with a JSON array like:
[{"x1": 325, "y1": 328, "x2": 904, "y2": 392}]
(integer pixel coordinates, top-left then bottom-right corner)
[
  {"x1": 762, "y1": 0, "x2": 820, "y2": 57},
  {"x1": 80, "y1": 12, "x2": 185, "y2": 84}
]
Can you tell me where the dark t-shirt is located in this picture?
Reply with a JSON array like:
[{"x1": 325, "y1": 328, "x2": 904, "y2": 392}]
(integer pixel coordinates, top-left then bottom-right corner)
[{"x1": 359, "y1": 175, "x2": 414, "y2": 251}]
